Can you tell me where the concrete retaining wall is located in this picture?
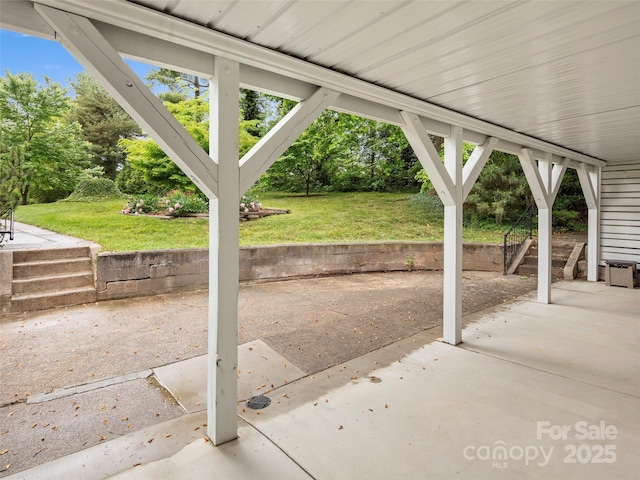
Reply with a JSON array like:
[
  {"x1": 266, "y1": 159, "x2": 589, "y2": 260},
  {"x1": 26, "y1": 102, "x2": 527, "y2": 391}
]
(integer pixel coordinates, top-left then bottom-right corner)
[
  {"x1": 96, "y1": 249, "x2": 209, "y2": 301},
  {"x1": 97, "y1": 242, "x2": 503, "y2": 301},
  {"x1": 0, "y1": 250, "x2": 13, "y2": 314}
]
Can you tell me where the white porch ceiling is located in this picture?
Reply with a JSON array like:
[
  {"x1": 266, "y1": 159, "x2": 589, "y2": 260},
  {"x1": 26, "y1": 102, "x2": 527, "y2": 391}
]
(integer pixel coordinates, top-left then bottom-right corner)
[
  {"x1": 2, "y1": 0, "x2": 639, "y2": 164},
  {"x1": 129, "y1": 0, "x2": 640, "y2": 164}
]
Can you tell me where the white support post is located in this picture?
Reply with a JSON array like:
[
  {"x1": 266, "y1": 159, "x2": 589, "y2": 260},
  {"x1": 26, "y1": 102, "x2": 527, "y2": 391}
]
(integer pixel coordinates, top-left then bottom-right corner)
[
  {"x1": 577, "y1": 164, "x2": 601, "y2": 281},
  {"x1": 537, "y1": 155, "x2": 553, "y2": 304},
  {"x1": 402, "y1": 114, "x2": 496, "y2": 345},
  {"x1": 518, "y1": 150, "x2": 566, "y2": 304},
  {"x1": 443, "y1": 126, "x2": 464, "y2": 345},
  {"x1": 34, "y1": 4, "x2": 219, "y2": 199},
  {"x1": 239, "y1": 88, "x2": 340, "y2": 193},
  {"x1": 208, "y1": 56, "x2": 240, "y2": 445}
]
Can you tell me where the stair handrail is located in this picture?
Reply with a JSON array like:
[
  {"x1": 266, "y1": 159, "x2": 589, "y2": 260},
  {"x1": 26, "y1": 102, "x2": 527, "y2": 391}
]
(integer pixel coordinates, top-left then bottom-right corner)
[{"x1": 503, "y1": 204, "x2": 534, "y2": 275}]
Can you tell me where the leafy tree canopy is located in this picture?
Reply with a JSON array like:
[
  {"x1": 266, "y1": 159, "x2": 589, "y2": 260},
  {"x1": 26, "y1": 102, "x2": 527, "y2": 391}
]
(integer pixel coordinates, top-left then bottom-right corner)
[
  {"x1": 119, "y1": 96, "x2": 259, "y2": 195},
  {"x1": 146, "y1": 68, "x2": 208, "y2": 102},
  {"x1": 0, "y1": 71, "x2": 89, "y2": 204},
  {"x1": 68, "y1": 73, "x2": 141, "y2": 179},
  {"x1": 0, "y1": 148, "x2": 26, "y2": 213}
]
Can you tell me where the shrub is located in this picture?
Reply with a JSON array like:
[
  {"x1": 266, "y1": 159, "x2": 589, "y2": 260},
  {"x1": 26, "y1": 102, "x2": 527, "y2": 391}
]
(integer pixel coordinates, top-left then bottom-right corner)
[
  {"x1": 239, "y1": 193, "x2": 262, "y2": 213},
  {"x1": 121, "y1": 194, "x2": 159, "y2": 214},
  {"x1": 115, "y1": 162, "x2": 165, "y2": 196},
  {"x1": 165, "y1": 191, "x2": 208, "y2": 216},
  {"x1": 65, "y1": 178, "x2": 122, "y2": 201}
]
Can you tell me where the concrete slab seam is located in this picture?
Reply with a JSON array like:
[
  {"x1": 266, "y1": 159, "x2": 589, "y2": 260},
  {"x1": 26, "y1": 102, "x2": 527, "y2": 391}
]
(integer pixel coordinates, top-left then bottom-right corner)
[
  {"x1": 238, "y1": 413, "x2": 318, "y2": 480},
  {"x1": 458, "y1": 346, "x2": 639, "y2": 399},
  {"x1": 26, "y1": 369, "x2": 153, "y2": 404}
]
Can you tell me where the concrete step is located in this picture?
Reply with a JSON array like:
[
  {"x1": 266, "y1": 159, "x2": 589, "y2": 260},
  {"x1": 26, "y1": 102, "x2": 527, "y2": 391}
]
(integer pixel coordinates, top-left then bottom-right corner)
[
  {"x1": 516, "y1": 264, "x2": 564, "y2": 278},
  {"x1": 12, "y1": 246, "x2": 91, "y2": 263},
  {"x1": 13, "y1": 257, "x2": 93, "y2": 279},
  {"x1": 522, "y1": 256, "x2": 566, "y2": 267},
  {"x1": 12, "y1": 272, "x2": 94, "y2": 295},
  {"x1": 10, "y1": 286, "x2": 96, "y2": 313},
  {"x1": 527, "y1": 247, "x2": 574, "y2": 260}
]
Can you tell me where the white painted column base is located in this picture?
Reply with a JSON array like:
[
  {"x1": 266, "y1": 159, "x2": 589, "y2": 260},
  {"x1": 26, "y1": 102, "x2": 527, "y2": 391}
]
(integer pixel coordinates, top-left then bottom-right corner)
[
  {"x1": 443, "y1": 204, "x2": 463, "y2": 345},
  {"x1": 537, "y1": 208, "x2": 552, "y2": 304}
]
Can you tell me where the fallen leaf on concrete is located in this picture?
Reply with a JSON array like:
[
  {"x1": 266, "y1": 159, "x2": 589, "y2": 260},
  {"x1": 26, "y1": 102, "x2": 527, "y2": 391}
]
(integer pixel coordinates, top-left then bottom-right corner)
[{"x1": 0, "y1": 450, "x2": 8, "y2": 455}]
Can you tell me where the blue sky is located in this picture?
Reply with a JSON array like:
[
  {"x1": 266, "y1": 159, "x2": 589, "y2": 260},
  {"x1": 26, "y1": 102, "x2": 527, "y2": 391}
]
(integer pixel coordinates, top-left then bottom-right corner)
[{"x1": 0, "y1": 28, "x2": 155, "y2": 91}]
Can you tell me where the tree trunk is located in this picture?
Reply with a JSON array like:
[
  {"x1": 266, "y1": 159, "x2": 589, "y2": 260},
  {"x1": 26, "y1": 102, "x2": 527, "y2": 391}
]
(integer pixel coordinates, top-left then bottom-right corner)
[
  {"x1": 194, "y1": 76, "x2": 201, "y2": 98},
  {"x1": 433, "y1": 136, "x2": 444, "y2": 154},
  {"x1": 20, "y1": 184, "x2": 29, "y2": 205}
]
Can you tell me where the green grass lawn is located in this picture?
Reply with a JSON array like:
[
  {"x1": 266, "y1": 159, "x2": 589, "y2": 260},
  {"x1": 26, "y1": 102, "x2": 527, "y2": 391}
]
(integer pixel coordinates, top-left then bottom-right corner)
[{"x1": 14, "y1": 192, "x2": 505, "y2": 252}]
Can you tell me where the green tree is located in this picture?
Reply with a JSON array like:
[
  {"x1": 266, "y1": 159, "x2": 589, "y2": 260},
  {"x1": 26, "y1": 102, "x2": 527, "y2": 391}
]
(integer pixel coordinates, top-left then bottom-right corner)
[
  {"x1": 341, "y1": 117, "x2": 420, "y2": 192},
  {"x1": 465, "y1": 151, "x2": 529, "y2": 225},
  {"x1": 146, "y1": 68, "x2": 207, "y2": 101},
  {"x1": 0, "y1": 148, "x2": 26, "y2": 212},
  {"x1": 240, "y1": 88, "x2": 266, "y2": 137},
  {"x1": 0, "y1": 72, "x2": 89, "y2": 204},
  {"x1": 553, "y1": 168, "x2": 586, "y2": 230},
  {"x1": 68, "y1": 73, "x2": 141, "y2": 179},
  {"x1": 262, "y1": 110, "x2": 347, "y2": 195},
  {"x1": 119, "y1": 97, "x2": 259, "y2": 194}
]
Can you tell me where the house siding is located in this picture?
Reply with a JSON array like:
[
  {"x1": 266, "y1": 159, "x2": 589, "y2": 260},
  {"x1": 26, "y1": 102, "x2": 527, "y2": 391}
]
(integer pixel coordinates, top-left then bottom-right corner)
[{"x1": 600, "y1": 160, "x2": 640, "y2": 265}]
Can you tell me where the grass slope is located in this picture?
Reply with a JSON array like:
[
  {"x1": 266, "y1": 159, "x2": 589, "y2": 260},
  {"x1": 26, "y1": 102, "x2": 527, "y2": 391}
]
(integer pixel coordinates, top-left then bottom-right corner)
[{"x1": 14, "y1": 192, "x2": 504, "y2": 252}]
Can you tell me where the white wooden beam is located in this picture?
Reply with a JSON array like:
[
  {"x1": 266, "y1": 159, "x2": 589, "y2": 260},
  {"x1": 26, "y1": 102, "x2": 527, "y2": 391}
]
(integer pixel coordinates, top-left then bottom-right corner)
[
  {"x1": 239, "y1": 88, "x2": 340, "y2": 193},
  {"x1": 96, "y1": 21, "x2": 215, "y2": 79},
  {"x1": 462, "y1": 137, "x2": 499, "y2": 201},
  {"x1": 549, "y1": 158, "x2": 568, "y2": 205},
  {"x1": 537, "y1": 153, "x2": 554, "y2": 304},
  {"x1": 34, "y1": 4, "x2": 219, "y2": 199},
  {"x1": 443, "y1": 126, "x2": 464, "y2": 345},
  {"x1": 0, "y1": 0, "x2": 55, "y2": 40},
  {"x1": 518, "y1": 149, "x2": 550, "y2": 210},
  {"x1": 207, "y1": 56, "x2": 240, "y2": 445},
  {"x1": 400, "y1": 111, "x2": 455, "y2": 205},
  {"x1": 577, "y1": 163, "x2": 598, "y2": 208},
  {"x1": 577, "y1": 164, "x2": 601, "y2": 281}
]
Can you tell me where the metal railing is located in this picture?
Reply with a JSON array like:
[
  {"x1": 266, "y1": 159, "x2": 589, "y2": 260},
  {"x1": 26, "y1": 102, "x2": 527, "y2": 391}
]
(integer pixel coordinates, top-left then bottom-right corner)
[
  {"x1": 0, "y1": 208, "x2": 14, "y2": 243},
  {"x1": 503, "y1": 204, "x2": 534, "y2": 275}
]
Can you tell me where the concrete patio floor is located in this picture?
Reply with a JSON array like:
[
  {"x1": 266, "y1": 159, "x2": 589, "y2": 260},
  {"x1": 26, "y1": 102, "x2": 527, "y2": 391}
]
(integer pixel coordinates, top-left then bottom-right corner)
[
  {"x1": 0, "y1": 222, "x2": 95, "y2": 250},
  {"x1": 8, "y1": 280, "x2": 638, "y2": 479}
]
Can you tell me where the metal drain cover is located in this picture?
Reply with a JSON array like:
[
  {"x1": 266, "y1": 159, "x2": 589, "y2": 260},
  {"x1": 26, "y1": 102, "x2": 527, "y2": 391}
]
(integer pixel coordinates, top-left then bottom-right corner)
[{"x1": 246, "y1": 395, "x2": 271, "y2": 410}]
